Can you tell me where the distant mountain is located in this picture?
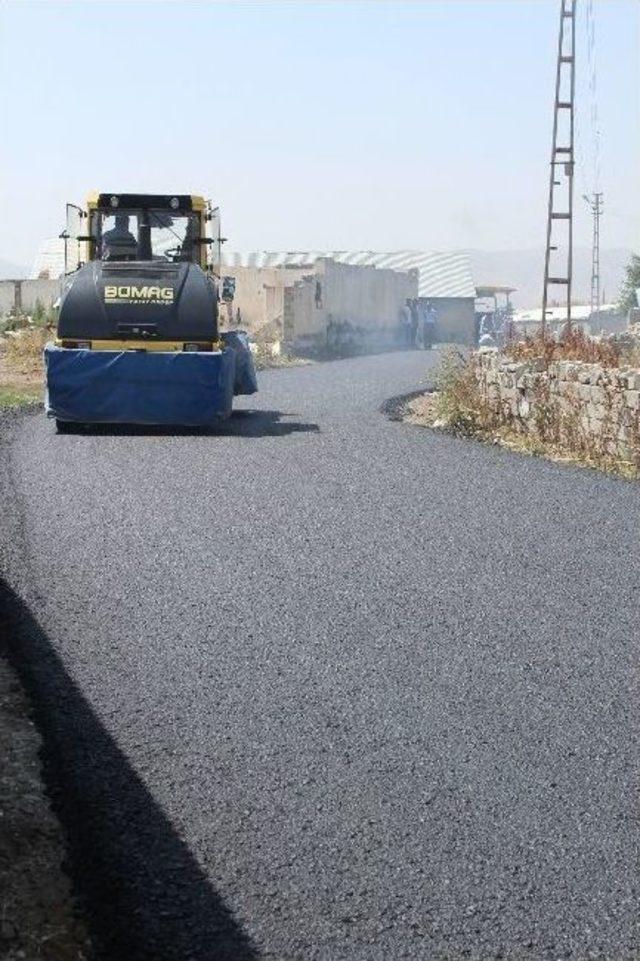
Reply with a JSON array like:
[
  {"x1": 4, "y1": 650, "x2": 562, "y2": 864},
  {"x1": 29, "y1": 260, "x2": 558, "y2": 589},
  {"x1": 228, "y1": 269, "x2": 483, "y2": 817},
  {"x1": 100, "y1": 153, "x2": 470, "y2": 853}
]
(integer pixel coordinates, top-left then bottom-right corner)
[
  {"x1": 0, "y1": 259, "x2": 28, "y2": 280},
  {"x1": 469, "y1": 247, "x2": 632, "y2": 309}
]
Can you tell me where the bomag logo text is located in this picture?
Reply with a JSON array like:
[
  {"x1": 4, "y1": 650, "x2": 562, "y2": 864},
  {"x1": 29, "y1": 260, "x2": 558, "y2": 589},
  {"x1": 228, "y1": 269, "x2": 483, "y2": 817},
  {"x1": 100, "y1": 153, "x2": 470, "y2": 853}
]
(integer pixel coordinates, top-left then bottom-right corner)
[{"x1": 104, "y1": 285, "x2": 174, "y2": 304}]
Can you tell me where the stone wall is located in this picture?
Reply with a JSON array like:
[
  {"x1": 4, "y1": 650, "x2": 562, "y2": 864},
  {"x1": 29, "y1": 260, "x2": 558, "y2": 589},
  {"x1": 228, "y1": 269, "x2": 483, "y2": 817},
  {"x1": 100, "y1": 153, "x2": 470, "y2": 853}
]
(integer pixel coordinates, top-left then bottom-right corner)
[{"x1": 476, "y1": 349, "x2": 640, "y2": 460}]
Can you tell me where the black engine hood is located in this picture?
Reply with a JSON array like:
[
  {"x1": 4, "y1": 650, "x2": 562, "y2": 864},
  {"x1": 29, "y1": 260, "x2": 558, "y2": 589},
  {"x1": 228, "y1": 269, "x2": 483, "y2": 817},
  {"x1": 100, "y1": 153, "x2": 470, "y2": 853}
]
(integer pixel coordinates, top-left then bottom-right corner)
[{"x1": 58, "y1": 261, "x2": 219, "y2": 341}]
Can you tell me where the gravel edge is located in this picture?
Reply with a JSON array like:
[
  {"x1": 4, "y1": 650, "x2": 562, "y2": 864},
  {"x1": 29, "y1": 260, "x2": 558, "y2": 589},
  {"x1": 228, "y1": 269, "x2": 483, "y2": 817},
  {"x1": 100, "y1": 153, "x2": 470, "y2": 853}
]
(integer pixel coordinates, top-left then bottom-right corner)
[{"x1": 0, "y1": 408, "x2": 92, "y2": 960}]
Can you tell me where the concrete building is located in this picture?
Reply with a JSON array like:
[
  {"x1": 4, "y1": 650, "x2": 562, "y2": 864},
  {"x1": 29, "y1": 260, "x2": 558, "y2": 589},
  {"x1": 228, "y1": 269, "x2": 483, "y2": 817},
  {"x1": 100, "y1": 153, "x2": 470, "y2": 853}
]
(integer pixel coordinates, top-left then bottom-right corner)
[
  {"x1": 222, "y1": 253, "x2": 420, "y2": 348},
  {"x1": 223, "y1": 250, "x2": 477, "y2": 346},
  {"x1": 217, "y1": 261, "x2": 311, "y2": 339}
]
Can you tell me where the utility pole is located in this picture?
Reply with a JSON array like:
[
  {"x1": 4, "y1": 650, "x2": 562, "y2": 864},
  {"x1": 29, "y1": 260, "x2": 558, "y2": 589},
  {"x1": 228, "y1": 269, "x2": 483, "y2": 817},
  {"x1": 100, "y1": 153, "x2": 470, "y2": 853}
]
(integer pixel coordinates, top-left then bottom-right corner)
[
  {"x1": 542, "y1": 0, "x2": 577, "y2": 335},
  {"x1": 584, "y1": 191, "x2": 603, "y2": 320}
]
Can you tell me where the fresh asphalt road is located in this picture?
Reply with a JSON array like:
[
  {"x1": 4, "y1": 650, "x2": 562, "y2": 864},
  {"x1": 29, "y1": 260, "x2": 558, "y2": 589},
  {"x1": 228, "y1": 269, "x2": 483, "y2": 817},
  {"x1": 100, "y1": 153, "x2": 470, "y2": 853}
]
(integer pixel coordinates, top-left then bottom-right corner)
[{"x1": 2, "y1": 350, "x2": 639, "y2": 961}]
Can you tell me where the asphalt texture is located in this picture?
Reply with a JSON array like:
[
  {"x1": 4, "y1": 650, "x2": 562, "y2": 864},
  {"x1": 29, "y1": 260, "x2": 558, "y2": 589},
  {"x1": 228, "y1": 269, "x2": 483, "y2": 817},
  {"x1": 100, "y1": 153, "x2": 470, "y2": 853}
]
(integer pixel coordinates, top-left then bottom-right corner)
[{"x1": 1, "y1": 349, "x2": 638, "y2": 961}]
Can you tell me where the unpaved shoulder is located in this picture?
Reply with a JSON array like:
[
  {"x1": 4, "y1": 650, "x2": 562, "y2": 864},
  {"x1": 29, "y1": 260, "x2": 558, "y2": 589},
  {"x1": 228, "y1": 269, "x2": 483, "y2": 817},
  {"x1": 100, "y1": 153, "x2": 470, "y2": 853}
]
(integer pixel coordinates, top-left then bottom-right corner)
[{"x1": 0, "y1": 410, "x2": 92, "y2": 961}]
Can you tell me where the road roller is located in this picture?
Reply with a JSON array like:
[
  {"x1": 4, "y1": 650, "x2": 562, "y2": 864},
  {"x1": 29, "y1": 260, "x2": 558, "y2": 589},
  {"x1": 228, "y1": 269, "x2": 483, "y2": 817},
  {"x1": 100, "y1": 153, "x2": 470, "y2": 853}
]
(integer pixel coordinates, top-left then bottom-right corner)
[{"x1": 46, "y1": 192, "x2": 256, "y2": 431}]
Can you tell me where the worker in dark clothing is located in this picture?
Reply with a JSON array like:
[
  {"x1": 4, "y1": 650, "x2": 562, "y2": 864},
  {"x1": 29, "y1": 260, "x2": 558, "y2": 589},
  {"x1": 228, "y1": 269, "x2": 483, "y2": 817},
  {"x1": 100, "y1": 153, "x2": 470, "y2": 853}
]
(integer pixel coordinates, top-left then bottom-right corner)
[
  {"x1": 409, "y1": 299, "x2": 420, "y2": 349},
  {"x1": 101, "y1": 214, "x2": 137, "y2": 260}
]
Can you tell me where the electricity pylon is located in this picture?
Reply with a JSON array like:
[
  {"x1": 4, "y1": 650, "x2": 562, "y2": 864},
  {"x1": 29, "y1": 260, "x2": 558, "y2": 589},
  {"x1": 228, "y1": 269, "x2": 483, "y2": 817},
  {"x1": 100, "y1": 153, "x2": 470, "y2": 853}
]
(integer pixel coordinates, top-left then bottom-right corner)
[
  {"x1": 542, "y1": 0, "x2": 577, "y2": 334},
  {"x1": 584, "y1": 191, "x2": 603, "y2": 319}
]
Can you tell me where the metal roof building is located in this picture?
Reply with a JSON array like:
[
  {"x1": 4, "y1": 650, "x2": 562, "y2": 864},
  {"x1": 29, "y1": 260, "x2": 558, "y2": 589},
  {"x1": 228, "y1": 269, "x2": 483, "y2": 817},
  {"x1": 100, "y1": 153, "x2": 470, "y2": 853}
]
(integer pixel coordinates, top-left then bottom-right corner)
[{"x1": 222, "y1": 250, "x2": 476, "y2": 300}]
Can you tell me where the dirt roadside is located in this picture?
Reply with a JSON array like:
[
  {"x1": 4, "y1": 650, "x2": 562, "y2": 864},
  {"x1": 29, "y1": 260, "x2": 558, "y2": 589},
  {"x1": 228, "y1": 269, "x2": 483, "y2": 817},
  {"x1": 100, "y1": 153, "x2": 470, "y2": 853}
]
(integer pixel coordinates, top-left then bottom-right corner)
[
  {"x1": 0, "y1": 411, "x2": 92, "y2": 960},
  {"x1": 0, "y1": 655, "x2": 92, "y2": 960},
  {"x1": 0, "y1": 336, "x2": 44, "y2": 408}
]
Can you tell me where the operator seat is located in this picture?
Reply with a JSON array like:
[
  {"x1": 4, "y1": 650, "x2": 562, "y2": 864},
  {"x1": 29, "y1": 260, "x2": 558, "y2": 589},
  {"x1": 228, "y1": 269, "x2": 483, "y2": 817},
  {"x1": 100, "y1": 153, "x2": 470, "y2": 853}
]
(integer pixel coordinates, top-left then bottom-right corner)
[{"x1": 102, "y1": 237, "x2": 138, "y2": 262}]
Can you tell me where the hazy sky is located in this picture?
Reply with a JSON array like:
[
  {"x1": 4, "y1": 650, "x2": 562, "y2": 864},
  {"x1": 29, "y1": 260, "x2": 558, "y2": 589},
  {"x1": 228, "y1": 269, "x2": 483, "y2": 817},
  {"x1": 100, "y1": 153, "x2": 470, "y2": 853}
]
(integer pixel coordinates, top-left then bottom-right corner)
[{"x1": 0, "y1": 0, "x2": 638, "y2": 268}]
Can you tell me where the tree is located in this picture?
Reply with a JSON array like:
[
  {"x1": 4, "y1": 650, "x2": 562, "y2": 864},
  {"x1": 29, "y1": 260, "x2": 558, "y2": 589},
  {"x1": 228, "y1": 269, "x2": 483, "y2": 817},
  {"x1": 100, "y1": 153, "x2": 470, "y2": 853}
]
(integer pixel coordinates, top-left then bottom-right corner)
[{"x1": 619, "y1": 253, "x2": 640, "y2": 313}]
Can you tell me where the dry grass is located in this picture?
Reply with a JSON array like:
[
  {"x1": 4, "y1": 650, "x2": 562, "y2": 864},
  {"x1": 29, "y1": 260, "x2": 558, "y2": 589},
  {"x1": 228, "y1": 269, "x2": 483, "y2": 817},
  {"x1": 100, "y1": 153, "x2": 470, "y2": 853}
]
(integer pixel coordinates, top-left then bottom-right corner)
[
  {"x1": 0, "y1": 333, "x2": 45, "y2": 408},
  {"x1": 3, "y1": 328, "x2": 49, "y2": 376},
  {"x1": 504, "y1": 327, "x2": 629, "y2": 368},
  {"x1": 428, "y1": 348, "x2": 492, "y2": 435}
]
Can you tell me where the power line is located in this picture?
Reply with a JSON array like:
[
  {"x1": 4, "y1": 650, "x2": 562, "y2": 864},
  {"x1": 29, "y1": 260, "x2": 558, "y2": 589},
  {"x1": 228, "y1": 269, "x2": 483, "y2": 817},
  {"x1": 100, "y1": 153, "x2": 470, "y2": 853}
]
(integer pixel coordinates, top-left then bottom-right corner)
[
  {"x1": 574, "y1": 1, "x2": 601, "y2": 215},
  {"x1": 585, "y1": 0, "x2": 601, "y2": 191}
]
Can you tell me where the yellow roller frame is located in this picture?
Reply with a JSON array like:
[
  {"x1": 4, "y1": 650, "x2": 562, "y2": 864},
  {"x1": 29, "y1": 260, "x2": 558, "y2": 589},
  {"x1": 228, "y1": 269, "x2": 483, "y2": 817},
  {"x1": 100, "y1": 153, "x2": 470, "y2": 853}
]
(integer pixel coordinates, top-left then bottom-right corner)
[{"x1": 55, "y1": 338, "x2": 223, "y2": 353}]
